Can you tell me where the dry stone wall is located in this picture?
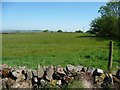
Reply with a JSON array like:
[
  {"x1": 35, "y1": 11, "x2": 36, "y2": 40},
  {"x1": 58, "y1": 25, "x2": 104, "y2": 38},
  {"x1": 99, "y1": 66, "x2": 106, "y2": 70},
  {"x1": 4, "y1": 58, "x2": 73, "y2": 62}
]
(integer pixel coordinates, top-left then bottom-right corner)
[{"x1": 0, "y1": 64, "x2": 120, "y2": 89}]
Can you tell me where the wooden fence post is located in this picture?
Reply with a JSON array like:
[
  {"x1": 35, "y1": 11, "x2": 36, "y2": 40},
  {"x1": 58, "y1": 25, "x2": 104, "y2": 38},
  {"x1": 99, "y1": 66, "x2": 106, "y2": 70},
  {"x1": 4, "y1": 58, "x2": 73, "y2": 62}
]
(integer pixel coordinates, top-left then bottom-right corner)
[{"x1": 108, "y1": 41, "x2": 113, "y2": 71}]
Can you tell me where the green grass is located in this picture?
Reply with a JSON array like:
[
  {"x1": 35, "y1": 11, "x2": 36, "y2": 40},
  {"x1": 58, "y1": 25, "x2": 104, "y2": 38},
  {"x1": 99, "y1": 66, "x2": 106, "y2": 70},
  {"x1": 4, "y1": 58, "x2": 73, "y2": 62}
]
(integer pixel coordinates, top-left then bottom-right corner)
[
  {"x1": 2, "y1": 32, "x2": 119, "y2": 70},
  {"x1": 67, "y1": 80, "x2": 84, "y2": 88}
]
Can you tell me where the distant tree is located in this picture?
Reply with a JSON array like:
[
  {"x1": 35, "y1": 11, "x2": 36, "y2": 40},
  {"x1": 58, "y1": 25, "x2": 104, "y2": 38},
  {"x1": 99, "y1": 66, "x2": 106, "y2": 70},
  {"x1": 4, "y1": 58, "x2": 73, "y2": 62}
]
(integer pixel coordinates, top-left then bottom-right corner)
[
  {"x1": 57, "y1": 30, "x2": 63, "y2": 32},
  {"x1": 75, "y1": 30, "x2": 83, "y2": 33},
  {"x1": 43, "y1": 30, "x2": 49, "y2": 32},
  {"x1": 50, "y1": 31, "x2": 54, "y2": 33}
]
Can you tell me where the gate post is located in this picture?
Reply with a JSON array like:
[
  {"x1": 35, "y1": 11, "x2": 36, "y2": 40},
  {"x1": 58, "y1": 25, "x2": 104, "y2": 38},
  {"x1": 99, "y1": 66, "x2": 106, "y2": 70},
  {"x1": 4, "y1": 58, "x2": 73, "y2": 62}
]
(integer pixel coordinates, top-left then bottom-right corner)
[{"x1": 108, "y1": 41, "x2": 113, "y2": 71}]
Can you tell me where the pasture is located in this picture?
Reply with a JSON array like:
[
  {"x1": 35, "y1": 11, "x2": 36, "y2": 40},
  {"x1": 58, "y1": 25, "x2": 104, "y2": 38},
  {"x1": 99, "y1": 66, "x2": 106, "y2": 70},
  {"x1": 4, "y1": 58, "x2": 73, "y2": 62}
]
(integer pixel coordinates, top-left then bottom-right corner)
[{"x1": 2, "y1": 32, "x2": 119, "y2": 70}]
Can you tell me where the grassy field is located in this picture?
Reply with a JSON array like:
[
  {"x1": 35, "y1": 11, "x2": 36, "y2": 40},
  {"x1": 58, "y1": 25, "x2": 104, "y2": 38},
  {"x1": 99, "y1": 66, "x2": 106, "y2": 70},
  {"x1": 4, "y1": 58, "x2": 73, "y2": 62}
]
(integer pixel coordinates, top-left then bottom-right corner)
[{"x1": 2, "y1": 32, "x2": 120, "y2": 70}]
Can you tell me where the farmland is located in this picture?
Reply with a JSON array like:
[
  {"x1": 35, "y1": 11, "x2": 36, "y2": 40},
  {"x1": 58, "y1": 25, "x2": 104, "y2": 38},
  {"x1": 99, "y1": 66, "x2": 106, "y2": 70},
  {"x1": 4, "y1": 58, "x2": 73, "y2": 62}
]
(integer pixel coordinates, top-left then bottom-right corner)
[{"x1": 2, "y1": 32, "x2": 120, "y2": 70}]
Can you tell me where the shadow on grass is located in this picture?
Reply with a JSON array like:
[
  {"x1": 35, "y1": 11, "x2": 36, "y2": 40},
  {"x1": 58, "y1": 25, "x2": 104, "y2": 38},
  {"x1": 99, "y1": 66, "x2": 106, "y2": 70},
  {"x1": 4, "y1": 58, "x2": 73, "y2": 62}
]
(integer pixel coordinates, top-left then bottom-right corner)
[
  {"x1": 77, "y1": 35, "x2": 120, "y2": 42},
  {"x1": 76, "y1": 35, "x2": 97, "y2": 38}
]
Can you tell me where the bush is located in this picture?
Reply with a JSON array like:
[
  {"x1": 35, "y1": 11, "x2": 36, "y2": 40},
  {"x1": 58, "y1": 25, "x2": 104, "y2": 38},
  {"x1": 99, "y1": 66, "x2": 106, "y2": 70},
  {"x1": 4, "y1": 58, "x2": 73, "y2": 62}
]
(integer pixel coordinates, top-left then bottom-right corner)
[
  {"x1": 75, "y1": 30, "x2": 83, "y2": 33},
  {"x1": 43, "y1": 30, "x2": 49, "y2": 32},
  {"x1": 57, "y1": 30, "x2": 63, "y2": 32}
]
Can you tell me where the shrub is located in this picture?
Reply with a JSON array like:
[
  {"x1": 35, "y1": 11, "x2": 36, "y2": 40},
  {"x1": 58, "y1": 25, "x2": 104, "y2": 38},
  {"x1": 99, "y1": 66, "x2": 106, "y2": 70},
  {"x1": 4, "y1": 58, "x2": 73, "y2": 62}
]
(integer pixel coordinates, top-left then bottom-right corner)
[
  {"x1": 75, "y1": 30, "x2": 83, "y2": 33},
  {"x1": 57, "y1": 30, "x2": 63, "y2": 32},
  {"x1": 43, "y1": 30, "x2": 49, "y2": 32}
]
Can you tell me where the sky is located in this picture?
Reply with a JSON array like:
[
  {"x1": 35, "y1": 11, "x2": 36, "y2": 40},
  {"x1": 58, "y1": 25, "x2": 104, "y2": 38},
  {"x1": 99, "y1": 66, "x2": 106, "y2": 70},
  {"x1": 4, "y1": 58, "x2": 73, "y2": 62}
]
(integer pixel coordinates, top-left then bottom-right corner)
[
  {"x1": 2, "y1": 0, "x2": 110, "y2": 2},
  {"x1": 2, "y1": 2, "x2": 106, "y2": 32}
]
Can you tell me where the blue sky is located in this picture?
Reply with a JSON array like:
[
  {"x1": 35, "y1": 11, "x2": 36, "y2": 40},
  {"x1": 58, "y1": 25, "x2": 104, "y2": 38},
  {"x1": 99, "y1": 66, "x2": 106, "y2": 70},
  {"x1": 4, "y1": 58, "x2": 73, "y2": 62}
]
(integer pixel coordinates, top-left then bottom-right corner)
[{"x1": 2, "y1": 2, "x2": 106, "y2": 32}]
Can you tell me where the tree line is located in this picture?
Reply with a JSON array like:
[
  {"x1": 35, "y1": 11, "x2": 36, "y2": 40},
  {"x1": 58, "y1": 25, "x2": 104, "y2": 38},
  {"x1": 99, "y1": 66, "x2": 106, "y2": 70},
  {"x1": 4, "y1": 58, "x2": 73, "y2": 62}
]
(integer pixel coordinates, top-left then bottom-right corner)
[{"x1": 87, "y1": 1, "x2": 120, "y2": 39}]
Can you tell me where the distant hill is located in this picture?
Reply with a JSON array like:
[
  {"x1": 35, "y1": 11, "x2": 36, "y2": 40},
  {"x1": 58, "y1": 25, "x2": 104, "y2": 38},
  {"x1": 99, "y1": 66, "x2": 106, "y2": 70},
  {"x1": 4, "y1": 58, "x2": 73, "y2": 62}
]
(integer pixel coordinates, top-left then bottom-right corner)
[{"x1": 2, "y1": 30, "x2": 43, "y2": 34}]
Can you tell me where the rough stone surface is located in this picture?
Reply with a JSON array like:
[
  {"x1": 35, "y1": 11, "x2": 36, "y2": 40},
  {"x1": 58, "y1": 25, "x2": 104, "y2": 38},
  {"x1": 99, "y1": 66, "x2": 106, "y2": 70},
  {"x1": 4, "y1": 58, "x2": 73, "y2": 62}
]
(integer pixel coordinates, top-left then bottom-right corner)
[
  {"x1": 113, "y1": 76, "x2": 120, "y2": 85},
  {"x1": 40, "y1": 79, "x2": 47, "y2": 87},
  {"x1": 2, "y1": 64, "x2": 9, "y2": 69},
  {"x1": 45, "y1": 65, "x2": 54, "y2": 81},
  {"x1": 32, "y1": 70, "x2": 37, "y2": 76},
  {"x1": 56, "y1": 80, "x2": 62, "y2": 85},
  {"x1": 37, "y1": 65, "x2": 44, "y2": 78},
  {"x1": 76, "y1": 65, "x2": 83, "y2": 72},
  {"x1": 93, "y1": 68, "x2": 104, "y2": 76},
  {"x1": 94, "y1": 76, "x2": 104, "y2": 84},
  {"x1": 26, "y1": 69, "x2": 33, "y2": 80},
  {"x1": 2, "y1": 78, "x2": 9, "y2": 89},
  {"x1": 55, "y1": 65, "x2": 66, "y2": 76},
  {"x1": 1, "y1": 64, "x2": 120, "y2": 89},
  {"x1": 87, "y1": 67, "x2": 95, "y2": 75},
  {"x1": 116, "y1": 69, "x2": 120, "y2": 79},
  {"x1": 11, "y1": 69, "x2": 25, "y2": 82},
  {"x1": 0, "y1": 78, "x2": 2, "y2": 89},
  {"x1": 2, "y1": 68, "x2": 10, "y2": 78},
  {"x1": 101, "y1": 74, "x2": 113, "y2": 87},
  {"x1": 66, "y1": 64, "x2": 76, "y2": 72},
  {"x1": 81, "y1": 67, "x2": 87, "y2": 72}
]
